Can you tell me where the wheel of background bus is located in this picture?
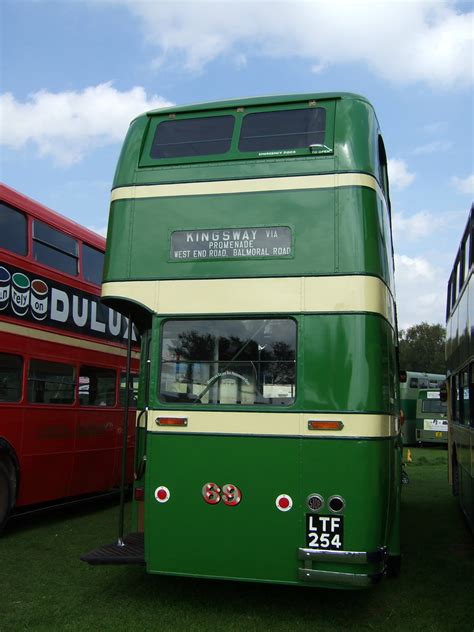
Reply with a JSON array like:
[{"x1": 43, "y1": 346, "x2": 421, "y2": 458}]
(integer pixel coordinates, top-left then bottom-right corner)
[
  {"x1": 0, "y1": 460, "x2": 12, "y2": 534},
  {"x1": 386, "y1": 554, "x2": 402, "y2": 578}
]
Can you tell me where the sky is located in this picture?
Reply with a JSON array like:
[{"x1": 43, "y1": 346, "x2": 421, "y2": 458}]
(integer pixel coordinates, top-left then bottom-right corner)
[{"x1": 1, "y1": 0, "x2": 473, "y2": 329}]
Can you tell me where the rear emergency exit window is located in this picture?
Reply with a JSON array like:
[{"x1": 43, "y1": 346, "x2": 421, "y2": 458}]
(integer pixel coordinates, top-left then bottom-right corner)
[
  {"x1": 150, "y1": 116, "x2": 235, "y2": 159},
  {"x1": 238, "y1": 108, "x2": 326, "y2": 152}
]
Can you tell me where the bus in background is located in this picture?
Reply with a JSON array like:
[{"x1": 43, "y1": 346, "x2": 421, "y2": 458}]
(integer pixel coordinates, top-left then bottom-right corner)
[
  {"x1": 83, "y1": 93, "x2": 402, "y2": 588},
  {"x1": 399, "y1": 371, "x2": 445, "y2": 445},
  {"x1": 0, "y1": 184, "x2": 139, "y2": 532},
  {"x1": 415, "y1": 389, "x2": 448, "y2": 445},
  {"x1": 446, "y1": 203, "x2": 474, "y2": 533}
]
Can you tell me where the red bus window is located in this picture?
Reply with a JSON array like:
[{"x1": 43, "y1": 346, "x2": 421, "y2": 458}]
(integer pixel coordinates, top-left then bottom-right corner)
[
  {"x1": 0, "y1": 352, "x2": 23, "y2": 402},
  {"x1": 33, "y1": 220, "x2": 78, "y2": 276},
  {"x1": 0, "y1": 202, "x2": 27, "y2": 256},
  {"x1": 28, "y1": 359, "x2": 75, "y2": 405},
  {"x1": 83, "y1": 243, "x2": 105, "y2": 286},
  {"x1": 120, "y1": 373, "x2": 139, "y2": 407},
  {"x1": 79, "y1": 366, "x2": 116, "y2": 407}
]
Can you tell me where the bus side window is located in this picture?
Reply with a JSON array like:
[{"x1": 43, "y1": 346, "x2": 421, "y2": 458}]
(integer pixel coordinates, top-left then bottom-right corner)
[
  {"x1": 409, "y1": 378, "x2": 418, "y2": 388},
  {"x1": 83, "y1": 243, "x2": 105, "y2": 286},
  {"x1": 451, "y1": 375, "x2": 459, "y2": 422},
  {"x1": 470, "y1": 364, "x2": 474, "y2": 428},
  {"x1": 459, "y1": 370, "x2": 469, "y2": 424},
  {"x1": 28, "y1": 359, "x2": 76, "y2": 405},
  {"x1": 33, "y1": 220, "x2": 79, "y2": 276},
  {"x1": 79, "y1": 366, "x2": 116, "y2": 406},
  {"x1": 0, "y1": 352, "x2": 23, "y2": 402},
  {"x1": 0, "y1": 202, "x2": 27, "y2": 256},
  {"x1": 120, "y1": 373, "x2": 139, "y2": 407}
]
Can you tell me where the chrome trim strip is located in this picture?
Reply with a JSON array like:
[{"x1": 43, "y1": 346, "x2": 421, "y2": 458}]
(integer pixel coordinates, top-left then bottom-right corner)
[
  {"x1": 298, "y1": 568, "x2": 382, "y2": 587},
  {"x1": 298, "y1": 547, "x2": 386, "y2": 565}
]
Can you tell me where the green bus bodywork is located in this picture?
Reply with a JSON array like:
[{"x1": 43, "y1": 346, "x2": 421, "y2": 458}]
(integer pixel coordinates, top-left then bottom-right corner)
[
  {"x1": 399, "y1": 372, "x2": 445, "y2": 445},
  {"x1": 415, "y1": 388, "x2": 448, "y2": 445},
  {"x1": 94, "y1": 93, "x2": 402, "y2": 587},
  {"x1": 446, "y1": 203, "x2": 474, "y2": 533}
]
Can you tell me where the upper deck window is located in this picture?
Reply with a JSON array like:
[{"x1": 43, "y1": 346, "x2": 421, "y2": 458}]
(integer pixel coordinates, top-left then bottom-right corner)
[
  {"x1": 33, "y1": 220, "x2": 78, "y2": 276},
  {"x1": 238, "y1": 108, "x2": 326, "y2": 152},
  {"x1": 150, "y1": 116, "x2": 235, "y2": 159},
  {"x1": 83, "y1": 243, "x2": 104, "y2": 286},
  {"x1": 0, "y1": 202, "x2": 27, "y2": 256}
]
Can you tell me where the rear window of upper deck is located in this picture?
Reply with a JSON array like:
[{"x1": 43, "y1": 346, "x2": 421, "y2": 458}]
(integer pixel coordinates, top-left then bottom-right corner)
[
  {"x1": 150, "y1": 115, "x2": 235, "y2": 159},
  {"x1": 238, "y1": 108, "x2": 326, "y2": 152},
  {"x1": 141, "y1": 102, "x2": 335, "y2": 166}
]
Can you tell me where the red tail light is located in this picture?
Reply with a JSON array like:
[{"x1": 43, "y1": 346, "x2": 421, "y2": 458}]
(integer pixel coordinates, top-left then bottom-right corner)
[
  {"x1": 134, "y1": 487, "x2": 144, "y2": 501},
  {"x1": 400, "y1": 410, "x2": 405, "y2": 426}
]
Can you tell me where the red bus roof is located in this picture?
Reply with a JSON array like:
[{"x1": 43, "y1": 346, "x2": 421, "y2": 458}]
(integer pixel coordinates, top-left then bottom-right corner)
[{"x1": 0, "y1": 183, "x2": 106, "y2": 251}]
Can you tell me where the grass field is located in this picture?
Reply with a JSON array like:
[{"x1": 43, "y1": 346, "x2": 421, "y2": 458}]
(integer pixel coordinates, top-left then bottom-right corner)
[{"x1": 0, "y1": 448, "x2": 472, "y2": 632}]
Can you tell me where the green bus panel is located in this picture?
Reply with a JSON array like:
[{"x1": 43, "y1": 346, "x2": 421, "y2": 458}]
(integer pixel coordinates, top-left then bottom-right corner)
[
  {"x1": 105, "y1": 187, "x2": 392, "y2": 287},
  {"x1": 143, "y1": 434, "x2": 400, "y2": 585}
]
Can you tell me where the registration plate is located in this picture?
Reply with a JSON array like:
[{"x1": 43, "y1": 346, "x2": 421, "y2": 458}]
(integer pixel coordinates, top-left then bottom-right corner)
[{"x1": 306, "y1": 514, "x2": 344, "y2": 550}]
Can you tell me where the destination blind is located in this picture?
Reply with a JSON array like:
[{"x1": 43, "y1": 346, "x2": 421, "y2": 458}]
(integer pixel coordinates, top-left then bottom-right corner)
[{"x1": 170, "y1": 226, "x2": 292, "y2": 261}]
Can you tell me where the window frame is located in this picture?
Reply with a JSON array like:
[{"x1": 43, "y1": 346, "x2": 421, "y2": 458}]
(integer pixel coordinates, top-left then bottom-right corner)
[
  {"x1": 82, "y1": 242, "x2": 105, "y2": 286},
  {"x1": 157, "y1": 316, "x2": 298, "y2": 408},
  {"x1": 78, "y1": 365, "x2": 117, "y2": 408},
  {"x1": 0, "y1": 352, "x2": 24, "y2": 403},
  {"x1": 32, "y1": 219, "x2": 79, "y2": 277},
  {"x1": 0, "y1": 202, "x2": 28, "y2": 256},
  {"x1": 27, "y1": 358, "x2": 76, "y2": 405},
  {"x1": 139, "y1": 101, "x2": 336, "y2": 168}
]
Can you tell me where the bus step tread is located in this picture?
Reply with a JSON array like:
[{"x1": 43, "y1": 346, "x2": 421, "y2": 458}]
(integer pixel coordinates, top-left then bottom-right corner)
[{"x1": 80, "y1": 532, "x2": 145, "y2": 565}]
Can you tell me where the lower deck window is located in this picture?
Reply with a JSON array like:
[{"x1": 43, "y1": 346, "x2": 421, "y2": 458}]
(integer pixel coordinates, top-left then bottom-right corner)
[
  {"x1": 28, "y1": 359, "x2": 75, "y2": 404},
  {"x1": 79, "y1": 366, "x2": 116, "y2": 407},
  {"x1": 159, "y1": 318, "x2": 296, "y2": 406},
  {"x1": 0, "y1": 353, "x2": 23, "y2": 402}
]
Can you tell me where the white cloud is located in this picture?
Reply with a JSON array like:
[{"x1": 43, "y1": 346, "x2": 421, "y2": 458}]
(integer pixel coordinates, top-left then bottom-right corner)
[
  {"x1": 388, "y1": 159, "x2": 416, "y2": 190},
  {"x1": 413, "y1": 140, "x2": 452, "y2": 155},
  {"x1": 452, "y1": 173, "x2": 474, "y2": 195},
  {"x1": 394, "y1": 254, "x2": 446, "y2": 328},
  {"x1": 0, "y1": 83, "x2": 172, "y2": 166},
  {"x1": 106, "y1": 0, "x2": 473, "y2": 88},
  {"x1": 393, "y1": 210, "x2": 444, "y2": 242}
]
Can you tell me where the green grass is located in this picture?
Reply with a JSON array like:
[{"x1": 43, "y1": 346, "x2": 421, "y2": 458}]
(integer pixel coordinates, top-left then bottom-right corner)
[{"x1": 0, "y1": 448, "x2": 472, "y2": 632}]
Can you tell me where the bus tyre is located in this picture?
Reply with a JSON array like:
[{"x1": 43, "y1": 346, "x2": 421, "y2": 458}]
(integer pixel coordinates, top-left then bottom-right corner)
[
  {"x1": 0, "y1": 460, "x2": 12, "y2": 534},
  {"x1": 386, "y1": 554, "x2": 401, "y2": 578}
]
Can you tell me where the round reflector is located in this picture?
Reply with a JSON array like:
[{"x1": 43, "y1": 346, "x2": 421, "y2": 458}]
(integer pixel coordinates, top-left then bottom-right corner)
[
  {"x1": 275, "y1": 494, "x2": 293, "y2": 512},
  {"x1": 154, "y1": 486, "x2": 170, "y2": 503}
]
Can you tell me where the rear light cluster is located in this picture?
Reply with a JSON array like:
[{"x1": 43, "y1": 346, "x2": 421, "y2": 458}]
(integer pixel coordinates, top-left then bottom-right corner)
[{"x1": 307, "y1": 493, "x2": 346, "y2": 513}]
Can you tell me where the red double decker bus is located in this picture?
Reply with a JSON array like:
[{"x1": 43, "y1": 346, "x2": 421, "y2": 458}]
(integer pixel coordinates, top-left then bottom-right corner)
[{"x1": 0, "y1": 184, "x2": 139, "y2": 531}]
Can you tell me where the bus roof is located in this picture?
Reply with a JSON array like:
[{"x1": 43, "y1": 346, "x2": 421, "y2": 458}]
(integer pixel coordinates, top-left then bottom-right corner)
[
  {"x1": 144, "y1": 92, "x2": 371, "y2": 117},
  {"x1": 0, "y1": 183, "x2": 105, "y2": 250}
]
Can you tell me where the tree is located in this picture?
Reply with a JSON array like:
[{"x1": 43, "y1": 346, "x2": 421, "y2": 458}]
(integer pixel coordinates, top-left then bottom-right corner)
[{"x1": 398, "y1": 322, "x2": 446, "y2": 374}]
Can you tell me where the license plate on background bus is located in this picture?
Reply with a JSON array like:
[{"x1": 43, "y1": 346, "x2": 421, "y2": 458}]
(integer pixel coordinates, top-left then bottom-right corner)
[{"x1": 306, "y1": 514, "x2": 344, "y2": 550}]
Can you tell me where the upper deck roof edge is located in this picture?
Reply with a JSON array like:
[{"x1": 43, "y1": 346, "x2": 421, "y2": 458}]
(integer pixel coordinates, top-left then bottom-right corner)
[{"x1": 138, "y1": 92, "x2": 371, "y2": 120}]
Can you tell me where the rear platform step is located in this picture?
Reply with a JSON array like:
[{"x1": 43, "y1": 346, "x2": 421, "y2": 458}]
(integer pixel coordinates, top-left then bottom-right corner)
[{"x1": 81, "y1": 532, "x2": 145, "y2": 565}]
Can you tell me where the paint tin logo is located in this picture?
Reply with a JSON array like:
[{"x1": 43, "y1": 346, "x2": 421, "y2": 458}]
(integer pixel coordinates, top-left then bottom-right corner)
[
  {"x1": 0, "y1": 266, "x2": 11, "y2": 310},
  {"x1": 11, "y1": 272, "x2": 30, "y2": 316},
  {"x1": 30, "y1": 279, "x2": 49, "y2": 320}
]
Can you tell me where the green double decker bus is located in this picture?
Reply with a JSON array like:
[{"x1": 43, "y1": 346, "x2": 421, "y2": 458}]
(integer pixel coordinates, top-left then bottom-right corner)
[
  {"x1": 400, "y1": 371, "x2": 445, "y2": 445},
  {"x1": 415, "y1": 389, "x2": 448, "y2": 445},
  {"x1": 446, "y1": 203, "x2": 474, "y2": 532},
  {"x1": 83, "y1": 93, "x2": 402, "y2": 587}
]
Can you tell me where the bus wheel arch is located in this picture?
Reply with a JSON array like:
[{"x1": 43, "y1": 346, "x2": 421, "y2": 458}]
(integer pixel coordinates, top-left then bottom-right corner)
[
  {"x1": 0, "y1": 443, "x2": 19, "y2": 532},
  {"x1": 0, "y1": 459, "x2": 14, "y2": 533}
]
